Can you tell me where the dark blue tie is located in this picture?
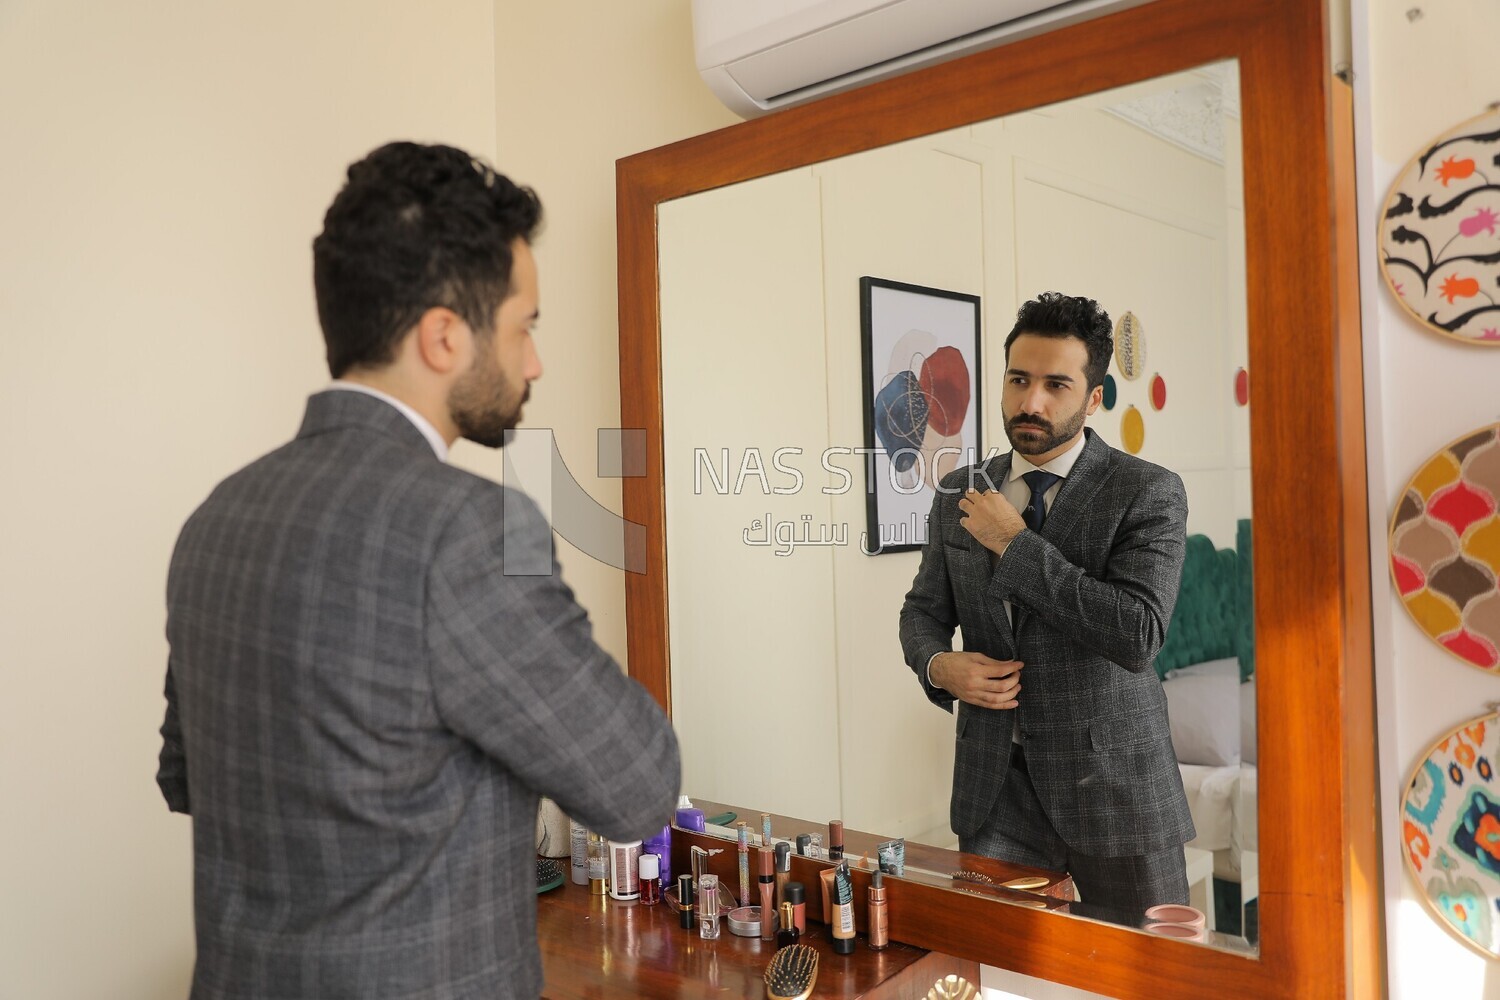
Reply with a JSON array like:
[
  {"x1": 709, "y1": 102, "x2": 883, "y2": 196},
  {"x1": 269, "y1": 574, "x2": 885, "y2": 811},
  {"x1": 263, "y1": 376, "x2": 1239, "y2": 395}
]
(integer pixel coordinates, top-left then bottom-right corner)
[{"x1": 1021, "y1": 471, "x2": 1061, "y2": 533}]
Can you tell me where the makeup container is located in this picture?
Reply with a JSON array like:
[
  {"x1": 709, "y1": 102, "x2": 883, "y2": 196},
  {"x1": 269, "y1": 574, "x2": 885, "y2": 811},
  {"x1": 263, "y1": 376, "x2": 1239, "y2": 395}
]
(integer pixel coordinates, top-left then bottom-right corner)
[
  {"x1": 1144, "y1": 904, "x2": 1206, "y2": 929},
  {"x1": 830, "y1": 861, "x2": 856, "y2": 955},
  {"x1": 638, "y1": 853, "x2": 661, "y2": 905},
  {"x1": 758, "y1": 846, "x2": 777, "y2": 940},
  {"x1": 569, "y1": 819, "x2": 589, "y2": 885},
  {"x1": 761, "y1": 812, "x2": 773, "y2": 844},
  {"x1": 644, "y1": 824, "x2": 672, "y2": 884},
  {"x1": 828, "y1": 820, "x2": 844, "y2": 861},
  {"x1": 726, "y1": 906, "x2": 762, "y2": 937},
  {"x1": 674, "y1": 795, "x2": 706, "y2": 832},
  {"x1": 737, "y1": 824, "x2": 752, "y2": 910},
  {"x1": 784, "y1": 881, "x2": 807, "y2": 934},
  {"x1": 587, "y1": 832, "x2": 608, "y2": 895},
  {"x1": 795, "y1": 834, "x2": 811, "y2": 857},
  {"x1": 808, "y1": 833, "x2": 823, "y2": 860},
  {"x1": 608, "y1": 840, "x2": 642, "y2": 900},
  {"x1": 677, "y1": 874, "x2": 695, "y2": 930},
  {"x1": 818, "y1": 868, "x2": 835, "y2": 923},
  {"x1": 867, "y1": 871, "x2": 889, "y2": 950},
  {"x1": 774, "y1": 841, "x2": 791, "y2": 909},
  {"x1": 876, "y1": 838, "x2": 905, "y2": 877},
  {"x1": 698, "y1": 874, "x2": 721, "y2": 939},
  {"x1": 776, "y1": 901, "x2": 800, "y2": 949}
]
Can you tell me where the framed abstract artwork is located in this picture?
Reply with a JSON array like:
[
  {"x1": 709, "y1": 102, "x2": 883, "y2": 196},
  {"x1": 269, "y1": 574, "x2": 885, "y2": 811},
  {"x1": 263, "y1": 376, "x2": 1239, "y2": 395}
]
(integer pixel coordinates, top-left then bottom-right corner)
[
  {"x1": 1390, "y1": 423, "x2": 1500, "y2": 673},
  {"x1": 1380, "y1": 107, "x2": 1500, "y2": 344},
  {"x1": 1402, "y1": 710, "x2": 1500, "y2": 959},
  {"x1": 859, "y1": 277, "x2": 982, "y2": 554}
]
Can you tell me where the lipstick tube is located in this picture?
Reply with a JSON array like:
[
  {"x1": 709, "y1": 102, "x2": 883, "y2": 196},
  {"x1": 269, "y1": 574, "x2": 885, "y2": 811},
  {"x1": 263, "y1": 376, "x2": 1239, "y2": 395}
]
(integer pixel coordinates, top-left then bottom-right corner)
[
  {"x1": 828, "y1": 820, "x2": 844, "y2": 861},
  {"x1": 774, "y1": 841, "x2": 791, "y2": 909}
]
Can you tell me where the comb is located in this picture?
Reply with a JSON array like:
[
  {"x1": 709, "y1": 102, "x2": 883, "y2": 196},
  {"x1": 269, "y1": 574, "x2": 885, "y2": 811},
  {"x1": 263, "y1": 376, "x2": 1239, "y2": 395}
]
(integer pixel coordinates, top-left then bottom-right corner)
[
  {"x1": 536, "y1": 858, "x2": 565, "y2": 894},
  {"x1": 764, "y1": 943, "x2": 818, "y2": 1000},
  {"x1": 927, "y1": 974, "x2": 977, "y2": 1000}
]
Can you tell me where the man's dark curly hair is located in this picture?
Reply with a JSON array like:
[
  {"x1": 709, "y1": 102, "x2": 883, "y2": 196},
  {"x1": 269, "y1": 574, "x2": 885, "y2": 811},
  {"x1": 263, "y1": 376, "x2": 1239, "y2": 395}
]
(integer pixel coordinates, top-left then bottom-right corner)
[
  {"x1": 1003, "y1": 292, "x2": 1113, "y2": 390},
  {"x1": 313, "y1": 142, "x2": 543, "y2": 378}
]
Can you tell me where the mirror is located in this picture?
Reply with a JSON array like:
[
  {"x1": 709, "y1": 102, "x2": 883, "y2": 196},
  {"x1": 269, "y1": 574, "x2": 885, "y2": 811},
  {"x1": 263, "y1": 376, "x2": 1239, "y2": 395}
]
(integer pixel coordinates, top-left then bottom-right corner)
[
  {"x1": 618, "y1": 0, "x2": 1375, "y2": 993},
  {"x1": 656, "y1": 62, "x2": 1258, "y2": 950}
]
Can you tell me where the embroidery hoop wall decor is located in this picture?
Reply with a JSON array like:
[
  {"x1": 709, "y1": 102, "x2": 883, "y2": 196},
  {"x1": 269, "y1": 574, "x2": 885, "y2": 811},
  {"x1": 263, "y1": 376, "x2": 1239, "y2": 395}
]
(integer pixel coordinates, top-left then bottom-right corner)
[
  {"x1": 1390, "y1": 423, "x2": 1500, "y2": 674},
  {"x1": 1402, "y1": 709, "x2": 1500, "y2": 959},
  {"x1": 1114, "y1": 311, "x2": 1147, "y2": 378},
  {"x1": 1379, "y1": 107, "x2": 1500, "y2": 345}
]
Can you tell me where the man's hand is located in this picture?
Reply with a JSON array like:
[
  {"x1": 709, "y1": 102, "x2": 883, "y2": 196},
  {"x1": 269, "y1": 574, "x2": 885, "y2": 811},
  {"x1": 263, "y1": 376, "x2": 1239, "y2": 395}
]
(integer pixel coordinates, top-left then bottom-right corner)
[
  {"x1": 931, "y1": 652, "x2": 1023, "y2": 710},
  {"x1": 958, "y1": 488, "x2": 1025, "y2": 556}
]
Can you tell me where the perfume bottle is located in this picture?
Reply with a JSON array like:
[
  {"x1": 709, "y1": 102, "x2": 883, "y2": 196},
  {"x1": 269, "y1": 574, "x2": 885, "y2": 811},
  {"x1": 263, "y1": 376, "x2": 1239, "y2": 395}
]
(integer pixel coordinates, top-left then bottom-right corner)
[{"x1": 698, "y1": 874, "x2": 721, "y2": 939}]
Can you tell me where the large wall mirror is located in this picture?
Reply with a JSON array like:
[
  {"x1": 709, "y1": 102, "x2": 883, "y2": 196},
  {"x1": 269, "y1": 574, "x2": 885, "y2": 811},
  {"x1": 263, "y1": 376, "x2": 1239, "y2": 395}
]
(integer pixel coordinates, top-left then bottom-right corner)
[{"x1": 618, "y1": 0, "x2": 1376, "y2": 996}]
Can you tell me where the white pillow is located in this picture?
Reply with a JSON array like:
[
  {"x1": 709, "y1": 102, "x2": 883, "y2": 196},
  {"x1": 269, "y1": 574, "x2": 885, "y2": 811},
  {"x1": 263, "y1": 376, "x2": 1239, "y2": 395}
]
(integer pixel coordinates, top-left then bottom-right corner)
[
  {"x1": 1240, "y1": 676, "x2": 1257, "y2": 765},
  {"x1": 1162, "y1": 658, "x2": 1241, "y2": 767}
]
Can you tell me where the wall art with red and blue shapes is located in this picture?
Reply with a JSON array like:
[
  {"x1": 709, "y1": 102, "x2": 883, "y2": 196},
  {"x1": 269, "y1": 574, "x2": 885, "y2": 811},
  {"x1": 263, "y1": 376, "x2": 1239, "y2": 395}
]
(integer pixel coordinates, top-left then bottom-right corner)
[
  {"x1": 1391, "y1": 424, "x2": 1500, "y2": 673},
  {"x1": 1404, "y1": 712, "x2": 1500, "y2": 958},
  {"x1": 1380, "y1": 108, "x2": 1500, "y2": 344}
]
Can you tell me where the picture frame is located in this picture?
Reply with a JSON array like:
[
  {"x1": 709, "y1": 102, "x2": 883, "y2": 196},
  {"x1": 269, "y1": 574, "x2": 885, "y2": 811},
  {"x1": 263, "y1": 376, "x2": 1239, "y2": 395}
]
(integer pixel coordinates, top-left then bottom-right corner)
[{"x1": 859, "y1": 276, "x2": 983, "y2": 554}]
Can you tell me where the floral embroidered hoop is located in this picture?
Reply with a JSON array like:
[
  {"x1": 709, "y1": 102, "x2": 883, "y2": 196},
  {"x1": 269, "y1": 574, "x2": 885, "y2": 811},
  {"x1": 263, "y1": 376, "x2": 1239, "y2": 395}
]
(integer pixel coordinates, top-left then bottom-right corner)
[
  {"x1": 1380, "y1": 108, "x2": 1500, "y2": 344},
  {"x1": 1403, "y1": 711, "x2": 1500, "y2": 959},
  {"x1": 1391, "y1": 424, "x2": 1500, "y2": 674}
]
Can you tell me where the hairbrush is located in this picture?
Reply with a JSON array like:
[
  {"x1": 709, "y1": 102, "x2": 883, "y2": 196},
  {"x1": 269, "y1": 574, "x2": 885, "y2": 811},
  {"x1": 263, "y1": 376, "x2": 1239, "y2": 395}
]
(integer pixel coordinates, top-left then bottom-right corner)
[
  {"x1": 926, "y1": 974, "x2": 977, "y2": 1000},
  {"x1": 764, "y1": 944, "x2": 818, "y2": 1000},
  {"x1": 536, "y1": 858, "x2": 565, "y2": 894}
]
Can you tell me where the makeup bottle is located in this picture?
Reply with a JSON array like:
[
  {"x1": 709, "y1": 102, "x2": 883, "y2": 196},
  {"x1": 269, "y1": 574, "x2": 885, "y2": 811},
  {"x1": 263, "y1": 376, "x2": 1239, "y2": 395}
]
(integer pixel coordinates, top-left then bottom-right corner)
[
  {"x1": 737, "y1": 824, "x2": 752, "y2": 909},
  {"x1": 776, "y1": 901, "x2": 800, "y2": 949},
  {"x1": 808, "y1": 833, "x2": 823, "y2": 860},
  {"x1": 674, "y1": 795, "x2": 706, "y2": 832},
  {"x1": 643, "y1": 824, "x2": 672, "y2": 884},
  {"x1": 638, "y1": 854, "x2": 661, "y2": 905},
  {"x1": 761, "y1": 811, "x2": 773, "y2": 844},
  {"x1": 830, "y1": 861, "x2": 856, "y2": 955},
  {"x1": 784, "y1": 881, "x2": 807, "y2": 934},
  {"x1": 828, "y1": 820, "x2": 844, "y2": 861},
  {"x1": 758, "y1": 846, "x2": 776, "y2": 940},
  {"x1": 568, "y1": 819, "x2": 588, "y2": 886},
  {"x1": 587, "y1": 832, "x2": 608, "y2": 895},
  {"x1": 698, "y1": 874, "x2": 721, "y2": 939},
  {"x1": 678, "y1": 874, "x2": 695, "y2": 930},
  {"x1": 774, "y1": 841, "x2": 791, "y2": 909},
  {"x1": 867, "y1": 871, "x2": 889, "y2": 950},
  {"x1": 795, "y1": 834, "x2": 811, "y2": 857},
  {"x1": 608, "y1": 840, "x2": 642, "y2": 900}
]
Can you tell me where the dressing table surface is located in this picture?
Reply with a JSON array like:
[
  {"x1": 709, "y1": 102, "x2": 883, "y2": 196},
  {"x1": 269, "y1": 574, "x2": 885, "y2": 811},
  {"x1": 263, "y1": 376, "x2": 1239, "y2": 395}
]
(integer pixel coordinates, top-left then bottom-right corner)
[{"x1": 537, "y1": 876, "x2": 979, "y2": 999}]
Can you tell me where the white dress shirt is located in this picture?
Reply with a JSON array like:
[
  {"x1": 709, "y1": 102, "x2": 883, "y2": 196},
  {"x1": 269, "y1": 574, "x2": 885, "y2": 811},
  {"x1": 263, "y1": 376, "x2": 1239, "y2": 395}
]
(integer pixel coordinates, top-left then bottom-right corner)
[
  {"x1": 325, "y1": 381, "x2": 449, "y2": 462},
  {"x1": 926, "y1": 433, "x2": 1088, "y2": 702}
]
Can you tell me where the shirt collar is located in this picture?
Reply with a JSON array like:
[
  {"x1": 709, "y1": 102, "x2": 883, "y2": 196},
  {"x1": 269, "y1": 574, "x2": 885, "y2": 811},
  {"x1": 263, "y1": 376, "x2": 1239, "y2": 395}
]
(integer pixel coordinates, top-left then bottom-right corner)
[
  {"x1": 325, "y1": 381, "x2": 449, "y2": 462},
  {"x1": 1008, "y1": 430, "x2": 1087, "y2": 483}
]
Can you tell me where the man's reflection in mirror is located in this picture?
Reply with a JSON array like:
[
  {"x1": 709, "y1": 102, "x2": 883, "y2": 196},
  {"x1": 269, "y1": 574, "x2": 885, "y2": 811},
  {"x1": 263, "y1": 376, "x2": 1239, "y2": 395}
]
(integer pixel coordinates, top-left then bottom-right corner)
[{"x1": 900, "y1": 292, "x2": 1194, "y2": 914}]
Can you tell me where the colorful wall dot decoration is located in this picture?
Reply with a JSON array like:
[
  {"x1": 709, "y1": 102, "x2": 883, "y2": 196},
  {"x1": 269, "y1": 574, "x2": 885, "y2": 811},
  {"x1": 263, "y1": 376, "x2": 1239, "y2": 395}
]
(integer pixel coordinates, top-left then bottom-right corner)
[
  {"x1": 1390, "y1": 424, "x2": 1500, "y2": 673},
  {"x1": 1102, "y1": 373, "x2": 1117, "y2": 410},
  {"x1": 1234, "y1": 367, "x2": 1249, "y2": 407},
  {"x1": 1380, "y1": 107, "x2": 1500, "y2": 345},
  {"x1": 1114, "y1": 311, "x2": 1146, "y2": 379},
  {"x1": 1402, "y1": 710, "x2": 1500, "y2": 959},
  {"x1": 1149, "y1": 373, "x2": 1167, "y2": 411},
  {"x1": 1120, "y1": 405, "x2": 1145, "y2": 455}
]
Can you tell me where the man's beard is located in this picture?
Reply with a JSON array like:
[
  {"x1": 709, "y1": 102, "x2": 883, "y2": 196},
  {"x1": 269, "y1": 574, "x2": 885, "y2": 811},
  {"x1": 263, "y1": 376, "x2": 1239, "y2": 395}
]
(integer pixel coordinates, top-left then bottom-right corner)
[
  {"x1": 1004, "y1": 401, "x2": 1087, "y2": 457},
  {"x1": 448, "y1": 338, "x2": 527, "y2": 449}
]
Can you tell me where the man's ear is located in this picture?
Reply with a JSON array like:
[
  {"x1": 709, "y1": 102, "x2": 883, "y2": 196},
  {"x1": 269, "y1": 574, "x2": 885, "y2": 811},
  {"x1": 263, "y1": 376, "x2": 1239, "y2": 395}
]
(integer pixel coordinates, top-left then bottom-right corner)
[
  {"x1": 412, "y1": 307, "x2": 471, "y2": 375},
  {"x1": 1086, "y1": 382, "x2": 1104, "y2": 415}
]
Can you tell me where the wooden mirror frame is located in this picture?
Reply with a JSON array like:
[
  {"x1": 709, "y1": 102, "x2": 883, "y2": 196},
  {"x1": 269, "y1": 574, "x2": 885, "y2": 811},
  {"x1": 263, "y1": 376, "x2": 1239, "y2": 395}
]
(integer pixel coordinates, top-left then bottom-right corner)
[{"x1": 615, "y1": 0, "x2": 1379, "y2": 995}]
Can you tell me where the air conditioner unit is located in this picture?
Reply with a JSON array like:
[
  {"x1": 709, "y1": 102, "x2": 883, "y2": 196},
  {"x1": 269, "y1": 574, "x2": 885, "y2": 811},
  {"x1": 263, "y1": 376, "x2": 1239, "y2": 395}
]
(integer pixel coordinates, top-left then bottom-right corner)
[{"x1": 693, "y1": 0, "x2": 1145, "y2": 118}]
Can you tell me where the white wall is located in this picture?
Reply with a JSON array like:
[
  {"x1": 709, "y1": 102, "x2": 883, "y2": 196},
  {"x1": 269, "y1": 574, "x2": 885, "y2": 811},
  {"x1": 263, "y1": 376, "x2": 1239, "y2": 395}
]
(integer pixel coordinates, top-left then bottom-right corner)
[
  {"x1": 1353, "y1": 1, "x2": 1500, "y2": 997},
  {"x1": 0, "y1": 2, "x2": 734, "y2": 998}
]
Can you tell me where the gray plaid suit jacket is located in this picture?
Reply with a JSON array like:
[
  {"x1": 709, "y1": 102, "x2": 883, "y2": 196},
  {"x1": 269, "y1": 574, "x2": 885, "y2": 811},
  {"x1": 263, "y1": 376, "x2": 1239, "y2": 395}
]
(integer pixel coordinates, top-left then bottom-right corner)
[
  {"x1": 899, "y1": 428, "x2": 1194, "y2": 857},
  {"x1": 157, "y1": 390, "x2": 680, "y2": 1000}
]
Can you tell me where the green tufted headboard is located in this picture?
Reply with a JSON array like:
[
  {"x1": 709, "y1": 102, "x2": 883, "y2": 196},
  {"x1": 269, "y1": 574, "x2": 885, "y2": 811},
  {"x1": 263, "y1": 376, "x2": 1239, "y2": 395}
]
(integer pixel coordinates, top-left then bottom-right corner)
[{"x1": 1153, "y1": 518, "x2": 1254, "y2": 681}]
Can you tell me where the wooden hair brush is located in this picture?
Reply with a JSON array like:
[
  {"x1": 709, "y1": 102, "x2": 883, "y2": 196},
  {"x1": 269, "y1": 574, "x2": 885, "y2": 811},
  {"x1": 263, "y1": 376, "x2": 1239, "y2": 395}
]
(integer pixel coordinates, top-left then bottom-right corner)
[{"x1": 764, "y1": 944, "x2": 818, "y2": 1000}]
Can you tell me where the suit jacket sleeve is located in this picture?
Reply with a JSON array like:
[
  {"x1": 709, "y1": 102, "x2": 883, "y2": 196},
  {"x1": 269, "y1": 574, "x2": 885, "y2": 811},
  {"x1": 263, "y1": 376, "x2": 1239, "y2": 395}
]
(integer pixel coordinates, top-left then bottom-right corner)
[
  {"x1": 156, "y1": 660, "x2": 190, "y2": 814},
  {"x1": 425, "y1": 483, "x2": 681, "y2": 843},
  {"x1": 899, "y1": 486, "x2": 959, "y2": 710},
  {"x1": 992, "y1": 468, "x2": 1187, "y2": 673}
]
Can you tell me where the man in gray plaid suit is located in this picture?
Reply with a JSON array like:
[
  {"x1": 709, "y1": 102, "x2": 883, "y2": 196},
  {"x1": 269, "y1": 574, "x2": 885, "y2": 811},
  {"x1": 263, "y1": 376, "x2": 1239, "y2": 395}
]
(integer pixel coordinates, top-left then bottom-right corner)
[
  {"x1": 900, "y1": 292, "x2": 1193, "y2": 914},
  {"x1": 156, "y1": 142, "x2": 679, "y2": 999}
]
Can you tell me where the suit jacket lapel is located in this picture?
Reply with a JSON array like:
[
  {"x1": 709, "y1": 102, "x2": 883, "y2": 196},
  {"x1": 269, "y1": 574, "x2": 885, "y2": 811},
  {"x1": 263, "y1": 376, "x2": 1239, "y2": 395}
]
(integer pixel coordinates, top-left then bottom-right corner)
[
  {"x1": 962, "y1": 453, "x2": 1017, "y2": 652},
  {"x1": 1036, "y1": 428, "x2": 1109, "y2": 547}
]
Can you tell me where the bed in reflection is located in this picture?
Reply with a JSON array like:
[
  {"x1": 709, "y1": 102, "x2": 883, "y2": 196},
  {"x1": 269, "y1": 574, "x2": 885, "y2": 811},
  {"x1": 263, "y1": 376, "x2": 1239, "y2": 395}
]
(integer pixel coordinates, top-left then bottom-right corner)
[{"x1": 1157, "y1": 520, "x2": 1257, "y2": 937}]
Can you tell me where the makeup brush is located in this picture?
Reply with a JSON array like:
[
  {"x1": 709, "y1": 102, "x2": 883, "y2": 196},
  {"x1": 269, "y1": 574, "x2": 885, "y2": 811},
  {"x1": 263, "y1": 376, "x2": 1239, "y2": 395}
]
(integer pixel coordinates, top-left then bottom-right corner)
[
  {"x1": 926, "y1": 974, "x2": 977, "y2": 1000},
  {"x1": 763, "y1": 943, "x2": 818, "y2": 1000}
]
